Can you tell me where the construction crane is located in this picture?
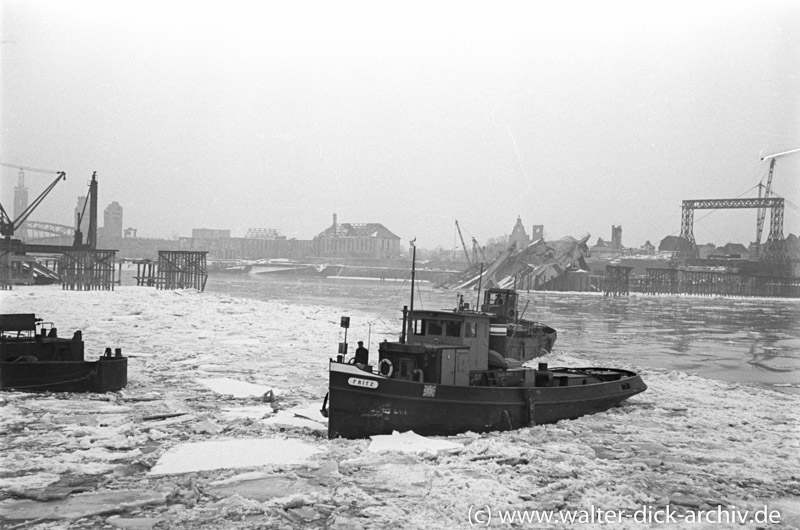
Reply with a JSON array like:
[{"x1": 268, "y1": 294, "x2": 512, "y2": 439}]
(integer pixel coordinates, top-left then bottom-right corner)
[
  {"x1": 0, "y1": 165, "x2": 66, "y2": 238},
  {"x1": 472, "y1": 237, "x2": 487, "y2": 263},
  {"x1": 756, "y1": 148, "x2": 800, "y2": 252},
  {"x1": 455, "y1": 220, "x2": 472, "y2": 265}
]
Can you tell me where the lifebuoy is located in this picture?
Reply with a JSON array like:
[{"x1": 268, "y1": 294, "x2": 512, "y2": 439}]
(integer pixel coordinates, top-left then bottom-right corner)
[
  {"x1": 507, "y1": 309, "x2": 515, "y2": 318},
  {"x1": 379, "y1": 359, "x2": 394, "y2": 378}
]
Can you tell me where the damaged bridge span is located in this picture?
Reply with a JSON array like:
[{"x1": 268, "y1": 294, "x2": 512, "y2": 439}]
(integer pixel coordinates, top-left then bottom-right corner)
[{"x1": 436, "y1": 235, "x2": 591, "y2": 291}]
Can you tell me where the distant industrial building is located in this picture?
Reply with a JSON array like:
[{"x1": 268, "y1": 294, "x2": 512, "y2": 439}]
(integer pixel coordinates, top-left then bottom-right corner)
[
  {"x1": 245, "y1": 228, "x2": 282, "y2": 239},
  {"x1": 590, "y1": 226, "x2": 625, "y2": 258},
  {"x1": 659, "y1": 237, "x2": 751, "y2": 260},
  {"x1": 173, "y1": 214, "x2": 402, "y2": 261},
  {"x1": 101, "y1": 201, "x2": 123, "y2": 240},
  {"x1": 313, "y1": 214, "x2": 401, "y2": 259},
  {"x1": 180, "y1": 228, "x2": 309, "y2": 260},
  {"x1": 192, "y1": 228, "x2": 230, "y2": 239}
]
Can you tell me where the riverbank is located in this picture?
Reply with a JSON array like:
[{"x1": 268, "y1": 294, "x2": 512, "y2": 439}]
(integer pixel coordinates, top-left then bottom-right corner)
[{"x1": 0, "y1": 286, "x2": 798, "y2": 529}]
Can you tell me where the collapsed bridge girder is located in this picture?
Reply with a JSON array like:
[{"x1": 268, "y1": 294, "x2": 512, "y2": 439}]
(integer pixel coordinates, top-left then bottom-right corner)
[
  {"x1": 502, "y1": 235, "x2": 591, "y2": 290},
  {"x1": 436, "y1": 235, "x2": 590, "y2": 291}
]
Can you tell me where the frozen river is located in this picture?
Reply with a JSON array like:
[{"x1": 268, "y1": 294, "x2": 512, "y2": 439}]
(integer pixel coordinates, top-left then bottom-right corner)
[
  {"x1": 205, "y1": 272, "x2": 800, "y2": 394},
  {"x1": 2, "y1": 277, "x2": 798, "y2": 528}
]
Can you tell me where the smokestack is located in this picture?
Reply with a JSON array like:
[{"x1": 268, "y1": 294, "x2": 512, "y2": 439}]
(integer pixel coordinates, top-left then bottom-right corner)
[
  {"x1": 612, "y1": 225, "x2": 622, "y2": 251},
  {"x1": 333, "y1": 213, "x2": 337, "y2": 228}
]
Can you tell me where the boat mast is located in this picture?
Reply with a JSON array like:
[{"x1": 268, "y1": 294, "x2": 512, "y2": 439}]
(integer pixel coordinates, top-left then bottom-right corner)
[
  {"x1": 475, "y1": 262, "x2": 483, "y2": 310},
  {"x1": 409, "y1": 238, "x2": 416, "y2": 316},
  {"x1": 401, "y1": 239, "x2": 417, "y2": 344}
]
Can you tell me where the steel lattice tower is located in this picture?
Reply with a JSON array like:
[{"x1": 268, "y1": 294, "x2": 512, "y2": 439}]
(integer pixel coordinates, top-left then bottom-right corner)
[{"x1": 678, "y1": 198, "x2": 787, "y2": 262}]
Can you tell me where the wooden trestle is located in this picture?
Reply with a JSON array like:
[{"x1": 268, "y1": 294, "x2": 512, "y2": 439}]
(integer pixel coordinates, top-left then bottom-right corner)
[{"x1": 61, "y1": 249, "x2": 117, "y2": 291}]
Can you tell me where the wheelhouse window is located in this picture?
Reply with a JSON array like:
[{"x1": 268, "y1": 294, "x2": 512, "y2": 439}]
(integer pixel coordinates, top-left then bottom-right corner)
[
  {"x1": 465, "y1": 322, "x2": 477, "y2": 338},
  {"x1": 427, "y1": 320, "x2": 443, "y2": 335},
  {"x1": 445, "y1": 320, "x2": 461, "y2": 337},
  {"x1": 412, "y1": 318, "x2": 462, "y2": 337}
]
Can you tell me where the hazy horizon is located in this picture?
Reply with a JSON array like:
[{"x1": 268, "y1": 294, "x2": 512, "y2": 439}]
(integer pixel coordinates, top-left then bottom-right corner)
[{"x1": 2, "y1": 1, "x2": 798, "y2": 250}]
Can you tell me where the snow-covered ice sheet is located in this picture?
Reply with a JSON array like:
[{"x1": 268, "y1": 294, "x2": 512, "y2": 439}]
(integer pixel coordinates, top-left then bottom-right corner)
[
  {"x1": 195, "y1": 377, "x2": 276, "y2": 398},
  {"x1": 261, "y1": 404, "x2": 328, "y2": 431},
  {"x1": 368, "y1": 430, "x2": 463, "y2": 454},
  {"x1": 149, "y1": 438, "x2": 323, "y2": 475}
]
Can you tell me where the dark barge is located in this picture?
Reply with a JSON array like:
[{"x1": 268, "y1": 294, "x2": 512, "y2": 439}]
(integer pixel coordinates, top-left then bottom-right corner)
[{"x1": 0, "y1": 313, "x2": 127, "y2": 392}]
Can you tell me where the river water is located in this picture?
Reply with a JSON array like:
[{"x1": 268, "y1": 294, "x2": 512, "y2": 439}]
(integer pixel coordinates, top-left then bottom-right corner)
[{"x1": 202, "y1": 272, "x2": 800, "y2": 395}]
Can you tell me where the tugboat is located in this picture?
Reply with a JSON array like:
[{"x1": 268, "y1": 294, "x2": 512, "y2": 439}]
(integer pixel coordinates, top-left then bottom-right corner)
[
  {"x1": 322, "y1": 245, "x2": 646, "y2": 439},
  {"x1": 0, "y1": 314, "x2": 127, "y2": 392}
]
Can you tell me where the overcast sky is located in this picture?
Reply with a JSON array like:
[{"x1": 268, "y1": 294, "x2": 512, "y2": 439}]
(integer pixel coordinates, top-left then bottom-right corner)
[{"x1": 1, "y1": 0, "x2": 798, "y2": 250}]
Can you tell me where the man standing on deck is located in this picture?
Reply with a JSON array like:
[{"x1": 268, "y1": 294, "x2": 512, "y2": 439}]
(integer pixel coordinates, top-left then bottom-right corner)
[{"x1": 355, "y1": 341, "x2": 369, "y2": 365}]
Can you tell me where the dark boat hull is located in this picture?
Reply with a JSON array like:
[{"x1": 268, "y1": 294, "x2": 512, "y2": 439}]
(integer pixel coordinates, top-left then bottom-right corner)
[
  {"x1": 327, "y1": 362, "x2": 646, "y2": 439},
  {"x1": 0, "y1": 357, "x2": 128, "y2": 393}
]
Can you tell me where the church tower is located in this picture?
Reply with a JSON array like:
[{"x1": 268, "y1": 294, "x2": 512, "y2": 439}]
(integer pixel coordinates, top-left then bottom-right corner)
[{"x1": 509, "y1": 216, "x2": 530, "y2": 250}]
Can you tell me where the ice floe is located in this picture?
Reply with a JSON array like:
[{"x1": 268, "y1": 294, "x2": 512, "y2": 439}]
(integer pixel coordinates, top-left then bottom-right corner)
[
  {"x1": 195, "y1": 377, "x2": 277, "y2": 398},
  {"x1": 149, "y1": 437, "x2": 323, "y2": 475},
  {"x1": 368, "y1": 430, "x2": 464, "y2": 454}
]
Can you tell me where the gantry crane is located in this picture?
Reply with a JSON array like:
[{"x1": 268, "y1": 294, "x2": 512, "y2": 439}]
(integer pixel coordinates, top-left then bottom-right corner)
[{"x1": 678, "y1": 149, "x2": 798, "y2": 262}]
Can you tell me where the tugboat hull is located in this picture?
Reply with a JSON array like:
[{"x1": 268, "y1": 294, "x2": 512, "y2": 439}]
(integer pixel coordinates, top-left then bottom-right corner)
[{"x1": 327, "y1": 362, "x2": 646, "y2": 439}]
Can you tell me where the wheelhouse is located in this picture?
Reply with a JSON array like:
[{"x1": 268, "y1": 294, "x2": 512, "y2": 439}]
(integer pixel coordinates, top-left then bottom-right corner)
[
  {"x1": 377, "y1": 342, "x2": 473, "y2": 386},
  {"x1": 403, "y1": 309, "x2": 490, "y2": 371},
  {"x1": 480, "y1": 288, "x2": 519, "y2": 321},
  {"x1": 376, "y1": 308, "x2": 493, "y2": 385}
]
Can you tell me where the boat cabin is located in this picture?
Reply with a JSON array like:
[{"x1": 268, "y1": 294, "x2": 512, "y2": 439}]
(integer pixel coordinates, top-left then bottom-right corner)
[
  {"x1": 0, "y1": 313, "x2": 84, "y2": 362},
  {"x1": 378, "y1": 308, "x2": 499, "y2": 386},
  {"x1": 403, "y1": 309, "x2": 489, "y2": 371},
  {"x1": 377, "y1": 342, "x2": 474, "y2": 386},
  {"x1": 376, "y1": 301, "x2": 563, "y2": 389}
]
